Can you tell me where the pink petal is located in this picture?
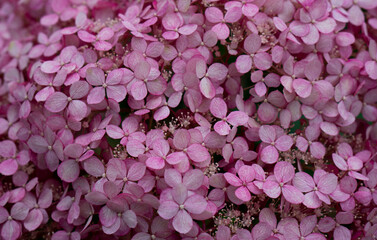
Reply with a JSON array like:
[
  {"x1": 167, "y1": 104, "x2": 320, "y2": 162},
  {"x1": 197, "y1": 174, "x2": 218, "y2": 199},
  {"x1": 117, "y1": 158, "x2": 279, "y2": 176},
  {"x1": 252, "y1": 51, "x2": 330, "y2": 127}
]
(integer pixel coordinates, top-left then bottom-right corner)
[
  {"x1": 301, "y1": 24, "x2": 319, "y2": 45},
  {"x1": 224, "y1": 173, "x2": 242, "y2": 187},
  {"x1": 235, "y1": 186, "x2": 251, "y2": 202},
  {"x1": 158, "y1": 201, "x2": 179, "y2": 220},
  {"x1": 57, "y1": 160, "x2": 80, "y2": 182},
  {"x1": 78, "y1": 30, "x2": 96, "y2": 42},
  {"x1": 293, "y1": 78, "x2": 312, "y2": 98},
  {"x1": 200, "y1": 77, "x2": 216, "y2": 99},
  {"x1": 187, "y1": 143, "x2": 210, "y2": 162},
  {"x1": 336, "y1": 32, "x2": 355, "y2": 47},
  {"x1": 282, "y1": 185, "x2": 304, "y2": 204},
  {"x1": 184, "y1": 195, "x2": 207, "y2": 214},
  {"x1": 0, "y1": 159, "x2": 18, "y2": 176},
  {"x1": 44, "y1": 92, "x2": 68, "y2": 112},
  {"x1": 259, "y1": 125, "x2": 276, "y2": 143},
  {"x1": 172, "y1": 210, "x2": 193, "y2": 234},
  {"x1": 27, "y1": 135, "x2": 48, "y2": 154},
  {"x1": 303, "y1": 191, "x2": 322, "y2": 208},
  {"x1": 293, "y1": 172, "x2": 315, "y2": 192},
  {"x1": 1, "y1": 220, "x2": 21, "y2": 240},
  {"x1": 254, "y1": 52, "x2": 272, "y2": 71},
  {"x1": 183, "y1": 169, "x2": 204, "y2": 190},
  {"x1": 146, "y1": 157, "x2": 165, "y2": 170},
  {"x1": 205, "y1": 7, "x2": 223, "y2": 23},
  {"x1": 41, "y1": 61, "x2": 61, "y2": 73},
  {"x1": 235, "y1": 55, "x2": 252, "y2": 74},
  {"x1": 23, "y1": 209, "x2": 43, "y2": 231},
  {"x1": 274, "y1": 161, "x2": 294, "y2": 183},
  {"x1": 315, "y1": 18, "x2": 336, "y2": 34},
  {"x1": 260, "y1": 145, "x2": 279, "y2": 164},
  {"x1": 86, "y1": 67, "x2": 105, "y2": 85},
  {"x1": 166, "y1": 152, "x2": 187, "y2": 165},
  {"x1": 87, "y1": 87, "x2": 105, "y2": 105},
  {"x1": 275, "y1": 135, "x2": 293, "y2": 151},
  {"x1": 214, "y1": 121, "x2": 230, "y2": 136},
  {"x1": 210, "y1": 98, "x2": 228, "y2": 119},
  {"x1": 131, "y1": 81, "x2": 148, "y2": 101},
  {"x1": 320, "y1": 122, "x2": 339, "y2": 136},
  {"x1": 263, "y1": 180, "x2": 281, "y2": 198},
  {"x1": 332, "y1": 153, "x2": 348, "y2": 171},
  {"x1": 227, "y1": 111, "x2": 248, "y2": 126}
]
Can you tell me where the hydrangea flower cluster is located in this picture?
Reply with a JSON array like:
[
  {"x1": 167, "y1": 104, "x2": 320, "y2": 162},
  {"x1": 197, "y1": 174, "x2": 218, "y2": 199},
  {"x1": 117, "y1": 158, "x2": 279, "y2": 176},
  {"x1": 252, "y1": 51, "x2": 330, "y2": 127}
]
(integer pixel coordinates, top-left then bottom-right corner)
[{"x1": 1, "y1": 0, "x2": 377, "y2": 239}]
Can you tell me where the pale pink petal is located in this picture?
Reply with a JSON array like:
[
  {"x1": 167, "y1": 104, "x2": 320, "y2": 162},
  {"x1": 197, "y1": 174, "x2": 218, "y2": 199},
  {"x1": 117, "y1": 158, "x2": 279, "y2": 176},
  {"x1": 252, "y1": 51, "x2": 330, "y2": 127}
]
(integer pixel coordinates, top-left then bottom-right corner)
[
  {"x1": 282, "y1": 185, "x2": 304, "y2": 204},
  {"x1": 263, "y1": 180, "x2": 281, "y2": 198},
  {"x1": 332, "y1": 153, "x2": 348, "y2": 171},
  {"x1": 293, "y1": 172, "x2": 315, "y2": 192},
  {"x1": 184, "y1": 195, "x2": 207, "y2": 214},
  {"x1": 275, "y1": 135, "x2": 293, "y2": 151},
  {"x1": 172, "y1": 210, "x2": 193, "y2": 234},
  {"x1": 259, "y1": 125, "x2": 276, "y2": 143},
  {"x1": 187, "y1": 143, "x2": 210, "y2": 162},
  {"x1": 146, "y1": 157, "x2": 165, "y2": 170},
  {"x1": 214, "y1": 121, "x2": 230, "y2": 135},
  {"x1": 293, "y1": 78, "x2": 312, "y2": 98},
  {"x1": 235, "y1": 55, "x2": 252, "y2": 74},
  {"x1": 224, "y1": 173, "x2": 242, "y2": 187},
  {"x1": 235, "y1": 186, "x2": 251, "y2": 202},
  {"x1": 320, "y1": 122, "x2": 339, "y2": 136},
  {"x1": 57, "y1": 160, "x2": 80, "y2": 182},
  {"x1": 200, "y1": 77, "x2": 216, "y2": 99},
  {"x1": 227, "y1": 111, "x2": 249, "y2": 126},
  {"x1": 41, "y1": 61, "x2": 61, "y2": 73},
  {"x1": 260, "y1": 145, "x2": 279, "y2": 164},
  {"x1": 87, "y1": 87, "x2": 105, "y2": 105},
  {"x1": 274, "y1": 161, "x2": 295, "y2": 183}
]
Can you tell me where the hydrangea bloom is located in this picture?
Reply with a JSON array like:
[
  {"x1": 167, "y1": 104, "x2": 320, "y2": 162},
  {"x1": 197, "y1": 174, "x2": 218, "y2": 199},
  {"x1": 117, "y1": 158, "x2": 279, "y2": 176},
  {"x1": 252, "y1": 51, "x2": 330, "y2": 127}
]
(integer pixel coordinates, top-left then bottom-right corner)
[{"x1": 0, "y1": 0, "x2": 377, "y2": 239}]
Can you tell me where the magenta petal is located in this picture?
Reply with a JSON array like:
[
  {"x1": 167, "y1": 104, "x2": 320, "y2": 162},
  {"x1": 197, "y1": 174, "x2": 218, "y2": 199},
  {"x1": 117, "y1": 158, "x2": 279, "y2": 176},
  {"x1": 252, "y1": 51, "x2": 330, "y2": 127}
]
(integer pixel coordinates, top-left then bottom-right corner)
[
  {"x1": 260, "y1": 145, "x2": 278, "y2": 164},
  {"x1": 57, "y1": 160, "x2": 80, "y2": 183},
  {"x1": 172, "y1": 210, "x2": 193, "y2": 234}
]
